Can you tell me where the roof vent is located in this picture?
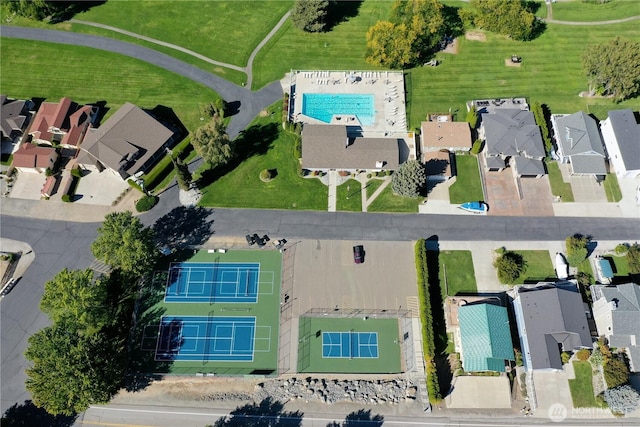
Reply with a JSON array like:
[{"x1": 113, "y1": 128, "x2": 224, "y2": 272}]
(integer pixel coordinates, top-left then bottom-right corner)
[{"x1": 375, "y1": 161, "x2": 385, "y2": 168}]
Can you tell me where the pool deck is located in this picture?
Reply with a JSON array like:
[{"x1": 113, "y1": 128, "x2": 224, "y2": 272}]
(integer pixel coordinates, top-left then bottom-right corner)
[{"x1": 290, "y1": 70, "x2": 408, "y2": 138}]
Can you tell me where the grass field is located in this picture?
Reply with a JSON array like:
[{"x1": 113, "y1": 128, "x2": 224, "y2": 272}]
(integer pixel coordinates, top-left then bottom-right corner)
[
  {"x1": 438, "y1": 250, "x2": 477, "y2": 298},
  {"x1": 546, "y1": 160, "x2": 576, "y2": 202},
  {"x1": 130, "y1": 249, "x2": 282, "y2": 376},
  {"x1": 603, "y1": 173, "x2": 623, "y2": 203},
  {"x1": 336, "y1": 179, "x2": 362, "y2": 212},
  {"x1": 0, "y1": 38, "x2": 217, "y2": 133},
  {"x1": 73, "y1": 1, "x2": 293, "y2": 68},
  {"x1": 198, "y1": 103, "x2": 328, "y2": 210},
  {"x1": 449, "y1": 155, "x2": 483, "y2": 204},
  {"x1": 578, "y1": 258, "x2": 595, "y2": 281},
  {"x1": 297, "y1": 316, "x2": 401, "y2": 374},
  {"x1": 366, "y1": 185, "x2": 424, "y2": 213},
  {"x1": 513, "y1": 250, "x2": 555, "y2": 283},
  {"x1": 550, "y1": 1, "x2": 640, "y2": 22},
  {"x1": 365, "y1": 178, "x2": 385, "y2": 199},
  {"x1": 569, "y1": 361, "x2": 600, "y2": 408}
]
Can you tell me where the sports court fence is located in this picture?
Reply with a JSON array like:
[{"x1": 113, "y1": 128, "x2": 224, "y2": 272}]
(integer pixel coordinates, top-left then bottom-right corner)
[{"x1": 302, "y1": 307, "x2": 410, "y2": 319}]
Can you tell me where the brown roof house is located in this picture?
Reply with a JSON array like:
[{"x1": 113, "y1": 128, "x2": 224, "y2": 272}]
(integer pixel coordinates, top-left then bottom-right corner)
[
  {"x1": 76, "y1": 103, "x2": 175, "y2": 179},
  {"x1": 420, "y1": 121, "x2": 471, "y2": 181},
  {"x1": 12, "y1": 142, "x2": 58, "y2": 174},
  {"x1": 1, "y1": 95, "x2": 34, "y2": 148},
  {"x1": 28, "y1": 97, "x2": 97, "y2": 149},
  {"x1": 301, "y1": 124, "x2": 399, "y2": 172}
]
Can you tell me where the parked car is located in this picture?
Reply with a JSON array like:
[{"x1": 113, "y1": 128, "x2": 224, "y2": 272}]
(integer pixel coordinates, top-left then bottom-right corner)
[{"x1": 353, "y1": 245, "x2": 364, "y2": 264}]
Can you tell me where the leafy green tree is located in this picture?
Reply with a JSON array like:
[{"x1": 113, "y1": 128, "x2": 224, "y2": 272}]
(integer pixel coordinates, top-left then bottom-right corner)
[
  {"x1": 466, "y1": 105, "x2": 478, "y2": 128},
  {"x1": 626, "y1": 242, "x2": 640, "y2": 274},
  {"x1": 494, "y1": 251, "x2": 525, "y2": 284},
  {"x1": 464, "y1": 0, "x2": 536, "y2": 41},
  {"x1": 172, "y1": 155, "x2": 192, "y2": 191},
  {"x1": 391, "y1": 160, "x2": 426, "y2": 197},
  {"x1": 92, "y1": 211, "x2": 157, "y2": 276},
  {"x1": 604, "y1": 356, "x2": 630, "y2": 388},
  {"x1": 291, "y1": 0, "x2": 329, "y2": 32},
  {"x1": 582, "y1": 37, "x2": 640, "y2": 102},
  {"x1": 566, "y1": 234, "x2": 590, "y2": 267},
  {"x1": 366, "y1": 0, "x2": 445, "y2": 68},
  {"x1": 5, "y1": 0, "x2": 55, "y2": 20},
  {"x1": 40, "y1": 268, "x2": 107, "y2": 335},
  {"x1": 25, "y1": 321, "x2": 125, "y2": 415},
  {"x1": 191, "y1": 114, "x2": 232, "y2": 168}
]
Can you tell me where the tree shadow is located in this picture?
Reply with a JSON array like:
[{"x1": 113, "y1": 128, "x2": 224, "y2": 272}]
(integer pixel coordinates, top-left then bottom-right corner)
[
  {"x1": 152, "y1": 206, "x2": 215, "y2": 250},
  {"x1": 325, "y1": 1, "x2": 363, "y2": 32},
  {"x1": 211, "y1": 397, "x2": 304, "y2": 426},
  {"x1": 149, "y1": 105, "x2": 188, "y2": 144},
  {"x1": 441, "y1": 4, "x2": 465, "y2": 38},
  {"x1": 224, "y1": 101, "x2": 241, "y2": 117},
  {"x1": 343, "y1": 409, "x2": 384, "y2": 427},
  {"x1": 197, "y1": 123, "x2": 279, "y2": 188},
  {"x1": 1, "y1": 400, "x2": 76, "y2": 427},
  {"x1": 49, "y1": 1, "x2": 106, "y2": 23}
]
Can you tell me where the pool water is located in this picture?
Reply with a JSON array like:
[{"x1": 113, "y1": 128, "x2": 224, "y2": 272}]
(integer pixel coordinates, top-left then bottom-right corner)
[{"x1": 302, "y1": 93, "x2": 375, "y2": 126}]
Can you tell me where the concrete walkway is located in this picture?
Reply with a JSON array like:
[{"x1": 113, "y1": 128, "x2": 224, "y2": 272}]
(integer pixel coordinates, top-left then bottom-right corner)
[
  {"x1": 327, "y1": 170, "x2": 337, "y2": 212},
  {"x1": 362, "y1": 177, "x2": 391, "y2": 212}
]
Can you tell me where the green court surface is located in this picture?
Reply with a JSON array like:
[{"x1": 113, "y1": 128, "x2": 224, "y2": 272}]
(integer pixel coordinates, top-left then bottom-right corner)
[
  {"x1": 132, "y1": 249, "x2": 282, "y2": 376},
  {"x1": 297, "y1": 316, "x2": 402, "y2": 374}
]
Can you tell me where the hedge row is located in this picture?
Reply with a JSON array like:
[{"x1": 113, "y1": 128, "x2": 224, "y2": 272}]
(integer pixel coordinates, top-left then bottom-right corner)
[
  {"x1": 415, "y1": 239, "x2": 442, "y2": 403},
  {"x1": 531, "y1": 102, "x2": 552, "y2": 155}
]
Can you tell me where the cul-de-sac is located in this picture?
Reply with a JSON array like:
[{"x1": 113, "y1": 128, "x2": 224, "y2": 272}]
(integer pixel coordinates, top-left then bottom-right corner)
[{"x1": 1, "y1": 1, "x2": 639, "y2": 426}]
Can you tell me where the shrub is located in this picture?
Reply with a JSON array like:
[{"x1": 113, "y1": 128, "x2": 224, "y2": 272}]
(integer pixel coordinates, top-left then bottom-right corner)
[
  {"x1": 391, "y1": 160, "x2": 426, "y2": 197},
  {"x1": 61, "y1": 195, "x2": 72, "y2": 203},
  {"x1": 604, "y1": 385, "x2": 640, "y2": 415},
  {"x1": 259, "y1": 169, "x2": 273, "y2": 182},
  {"x1": 590, "y1": 347, "x2": 604, "y2": 367},
  {"x1": 470, "y1": 139, "x2": 483, "y2": 155},
  {"x1": 604, "y1": 356, "x2": 630, "y2": 388},
  {"x1": 561, "y1": 351, "x2": 571, "y2": 365},
  {"x1": 531, "y1": 102, "x2": 552, "y2": 154},
  {"x1": 70, "y1": 168, "x2": 82, "y2": 178},
  {"x1": 493, "y1": 251, "x2": 526, "y2": 284},
  {"x1": 626, "y1": 243, "x2": 640, "y2": 274},
  {"x1": 514, "y1": 349, "x2": 523, "y2": 367},
  {"x1": 566, "y1": 234, "x2": 590, "y2": 267},
  {"x1": 466, "y1": 106, "x2": 478, "y2": 129},
  {"x1": 615, "y1": 243, "x2": 629, "y2": 256},
  {"x1": 366, "y1": 173, "x2": 372, "y2": 179},
  {"x1": 45, "y1": 167, "x2": 53, "y2": 177},
  {"x1": 293, "y1": 136, "x2": 302, "y2": 159},
  {"x1": 135, "y1": 195, "x2": 158, "y2": 212},
  {"x1": 576, "y1": 349, "x2": 591, "y2": 361}
]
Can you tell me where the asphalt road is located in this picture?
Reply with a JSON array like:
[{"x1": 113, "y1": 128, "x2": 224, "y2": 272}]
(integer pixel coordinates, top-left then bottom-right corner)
[{"x1": 0, "y1": 26, "x2": 283, "y2": 139}]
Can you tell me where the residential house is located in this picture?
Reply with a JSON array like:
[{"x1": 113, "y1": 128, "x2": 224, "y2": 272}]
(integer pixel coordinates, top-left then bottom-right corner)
[
  {"x1": 600, "y1": 109, "x2": 640, "y2": 179},
  {"x1": 12, "y1": 142, "x2": 58, "y2": 174},
  {"x1": 481, "y1": 109, "x2": 546, "y2": 177},
  {"x1": 301, "y1": 124, "x2": 400, "y2": 172},
  {"x1": 420, "y1": 121, "x2": 472, "y2": 153},
  {"x1": 76, "y1": 103, "x2": 175, "y2": 179},
  {"x1": 1, "y1": 95, "x2": 33, "y2": 148},
  {"x1": 512, "y1": 283, "x2": 592, "y2": 371},
  {"x1": 550, "y1": 112, "x2": 607, "y2": 176},
  {"x1": 28, "y1": 97, "x2": 97, "y2": 149},
  {"x1": 591, "y1": 283, "x2": 640, "y2": 372},
  {"x1": 458, "y1": 303, "x2": 515, "y2": 372}
]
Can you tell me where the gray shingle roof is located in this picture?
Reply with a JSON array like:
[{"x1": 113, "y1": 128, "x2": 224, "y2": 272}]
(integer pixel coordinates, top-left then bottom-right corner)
[
  {"x1": 301, "y1": 124, "x2": 399, "y2": 170},
  {"x1": 513, "y1": 157, "x2": 545, "y2": 176},
  {"x1": 486, "y1": 156, "x2": 506, "y2": 169},
  {"x1": 607, "y1": 109, "x2": 640, "y2": 171},
  {"x1": 1, "y1": 95, "x2": 29, "y2": 140},
  {"x1": 553, "y1": 112, "x2": 606, "y2": 174},
  {"x1": 483, "y1": 109, "x2": 545, "y2": 159},
  {"x1": 515, "y1": 285, "x2": 591, "y2": 370}
]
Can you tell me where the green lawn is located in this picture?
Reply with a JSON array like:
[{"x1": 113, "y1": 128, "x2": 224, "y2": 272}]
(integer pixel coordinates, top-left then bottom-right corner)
[
  {"x1": 569, "y1": 361, "x2": 603, "y2": 408},
  {"x1": 603, "y1": 173, "x2": 623, "y2": 203},
  {"x1": 198, "y1": 103, "x2": 328, "y2": 210},
  {"x1": 336, "y1": 179, "x2": 362, "y2": 212},
  {"x1": 551, "y1": 0, "x2": 640, "y2": 22},
  {"x1": 449, "y1": 155, "x2": 483, "y2": 204},
  {"x1": 546, "y1": 160, "x2": 575, "y2": 202},
  {"x1": 73, "y1": 1, "x2": 293, "y2": 68},
  {"x1": 578, "y1": 257, "x2": 595, "y2": 281},
  {"x1": 607, "y1": 254, "x2": 630, "y2": 278},
  {"x1": 438, "y1": 250, "x2": 477, "y2": 298},
  {"x1": 365, "y1": 178, "x2": 385, "y2": 199},
  {"x1": 0, "y1": 38, "x2": 217, "y2": 133},
  {"x1": 366, "y1": 185, "x2": 424, "y2": 213},
  {"x1": 513, "y1": 250, "x2": 555, "y2": 283}
]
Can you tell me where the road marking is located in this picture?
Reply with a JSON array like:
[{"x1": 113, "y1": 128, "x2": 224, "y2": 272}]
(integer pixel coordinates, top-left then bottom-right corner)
[{"x1": 78, "y1": 421, "x2": 157, "y2": 427}]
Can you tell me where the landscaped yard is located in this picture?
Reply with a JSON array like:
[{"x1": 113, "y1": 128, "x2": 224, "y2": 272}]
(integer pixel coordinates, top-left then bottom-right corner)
[
  {"x1": 603, "y1": 173, "x2": 622, "y2": 203},
  {"x1": 336, "y1": 179, "x2": 362, "y2": 212},
  {"x1": 578, "y1": 258, "x2": 595, "y2": 282},
  {"x1": 0, "y1": 38, "x2": 217, "y2": 132},
  {"x1": 438, "y1": 250, "x2": 477, "y2": 298},
  {"x1": 546, "y1": 160, "x2": 575, "y2": 202},
  {"x1": 365, "y1": 178, "x2": 385, "y2": 199},
  {"x1": 569, "y1": 361, "x2": 603, "y2": 408},
  {"x1": 198, "y1": 102, "x2": 327, "y2": 210},
  {"x1": 449, "y1": 155, "x2": 483, "y2": 204},
  {"x1": 513, "y1": 250, "x2": 555, "y2": 283},
  {"x1": 366, "y1": 185, "x2": 424, "y2": 213}
]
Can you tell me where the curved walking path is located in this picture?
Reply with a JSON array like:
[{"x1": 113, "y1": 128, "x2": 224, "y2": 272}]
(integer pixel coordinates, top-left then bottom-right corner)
[
  {"x1": 0, "y1": 26, "x2": 283, "y2": 139},
  {"x1": 69, "y1": 10, "x2": 291, "y2": 89},
  {"x1": 544, "y1": 15, "x2": 640, "y2": 25}
]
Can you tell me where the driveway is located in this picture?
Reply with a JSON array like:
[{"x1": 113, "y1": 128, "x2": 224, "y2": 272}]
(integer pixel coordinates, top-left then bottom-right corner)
[{"x1": 74, "y1": 170, "x2": 129, "y2": 206}]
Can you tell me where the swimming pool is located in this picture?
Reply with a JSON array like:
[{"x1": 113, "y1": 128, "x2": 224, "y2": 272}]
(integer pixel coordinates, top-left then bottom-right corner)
[{"x1": 302, "y1": 93, "x2": 375, "y2": 126}]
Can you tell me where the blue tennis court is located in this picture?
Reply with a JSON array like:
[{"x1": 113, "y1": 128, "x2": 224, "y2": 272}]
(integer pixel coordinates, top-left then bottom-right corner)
[
  {"x1": 322, "y1": 331, "x2": 379, "y2": 358},
  {"x1": 165, "y1": 262, "x2": 261, "y2": 303},
  {"x1": 155, "y1": 316, "x2": 256, "y2": 362}
]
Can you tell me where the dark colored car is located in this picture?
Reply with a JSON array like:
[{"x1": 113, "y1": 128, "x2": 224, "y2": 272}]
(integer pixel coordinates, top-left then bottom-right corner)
[{"x1": 353, "y1": 245, "x2": 364, "y2": 264}]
